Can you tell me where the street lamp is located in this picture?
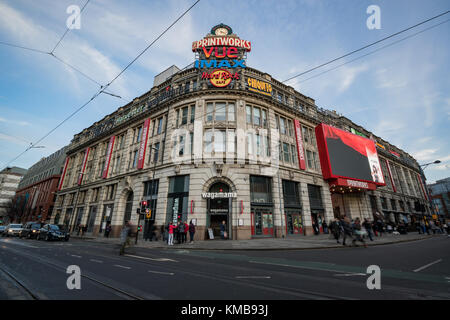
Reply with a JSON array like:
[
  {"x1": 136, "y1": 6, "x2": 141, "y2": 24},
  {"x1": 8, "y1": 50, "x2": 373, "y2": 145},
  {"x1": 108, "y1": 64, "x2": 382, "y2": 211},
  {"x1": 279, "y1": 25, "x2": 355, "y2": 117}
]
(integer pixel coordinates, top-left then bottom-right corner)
[{"x1": 420, "y1": 160, "x2": 441, "y2": 170}]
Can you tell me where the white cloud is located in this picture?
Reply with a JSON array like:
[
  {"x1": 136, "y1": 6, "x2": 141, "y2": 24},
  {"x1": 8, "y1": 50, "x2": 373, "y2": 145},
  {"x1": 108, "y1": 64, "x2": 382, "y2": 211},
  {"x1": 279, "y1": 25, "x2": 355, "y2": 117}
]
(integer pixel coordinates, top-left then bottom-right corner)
[{"x1": 0, "y1": 117, "x2": 30, "y2": 126}]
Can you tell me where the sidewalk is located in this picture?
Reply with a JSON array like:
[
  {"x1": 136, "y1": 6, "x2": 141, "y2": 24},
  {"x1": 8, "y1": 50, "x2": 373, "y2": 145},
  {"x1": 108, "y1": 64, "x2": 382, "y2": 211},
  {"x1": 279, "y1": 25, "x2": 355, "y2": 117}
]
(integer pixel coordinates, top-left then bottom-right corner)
[{"x1": 72, "y1": 232, "x2": 445, "y2": 251}]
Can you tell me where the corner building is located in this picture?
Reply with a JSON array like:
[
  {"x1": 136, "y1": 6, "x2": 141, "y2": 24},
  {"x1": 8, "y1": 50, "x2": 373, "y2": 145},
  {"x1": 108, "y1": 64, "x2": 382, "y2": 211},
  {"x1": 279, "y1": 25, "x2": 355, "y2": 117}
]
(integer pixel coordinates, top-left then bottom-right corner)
[{"x1": 54, "y1": 25, "x2": 431, "y2": 239}]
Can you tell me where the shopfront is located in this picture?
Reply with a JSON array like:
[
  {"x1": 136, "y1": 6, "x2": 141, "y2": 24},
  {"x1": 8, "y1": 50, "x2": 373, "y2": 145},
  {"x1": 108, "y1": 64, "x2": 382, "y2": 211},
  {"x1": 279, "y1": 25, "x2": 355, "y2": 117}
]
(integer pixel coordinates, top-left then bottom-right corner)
[
  {"x1": 166, "y1": 175, "x2": 190, "y2": 224},
  {"x1": 283, "y1": 180, "x2": 304, "y2": 236},
  {"x1": 143, "y1": 179, "x2": 159, "y2": 239},
  {"x1": 250, "y1": 176, "x2": 274, "y2": 237}
]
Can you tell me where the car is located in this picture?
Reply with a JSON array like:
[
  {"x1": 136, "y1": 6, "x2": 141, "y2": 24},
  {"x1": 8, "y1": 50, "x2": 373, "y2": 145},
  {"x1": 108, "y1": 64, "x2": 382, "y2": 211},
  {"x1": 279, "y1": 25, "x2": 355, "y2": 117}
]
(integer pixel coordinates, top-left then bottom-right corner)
[
  {"x1": 4, "y1": 224, "x2": 23, "y2": 237},
  {"x1": 20, "y1": 222, "x2": 43, "y2": 239},
  {"x1": 37, "y1": 224, "x2": 69, "y2": 241},
  {"x1": 0, "y1": 226, "x2": 6, "y2": 236}
]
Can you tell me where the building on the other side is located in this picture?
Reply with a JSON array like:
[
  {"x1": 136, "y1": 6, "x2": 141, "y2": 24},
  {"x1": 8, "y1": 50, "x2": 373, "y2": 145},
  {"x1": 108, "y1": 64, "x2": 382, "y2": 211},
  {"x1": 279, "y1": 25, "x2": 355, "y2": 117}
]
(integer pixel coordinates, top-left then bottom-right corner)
[
  {"x1": 12, "y1": 147, "x2": 67, "y2": 224},
  {"x1": 428, "y1": 177, "x2": 450, "y2": 221},
  {"x1": 53, "y1": 24, "x2": 432, "y2": 240},
  {"x1": 0, "y1": 166, "x2": 27, "y2": 224}
]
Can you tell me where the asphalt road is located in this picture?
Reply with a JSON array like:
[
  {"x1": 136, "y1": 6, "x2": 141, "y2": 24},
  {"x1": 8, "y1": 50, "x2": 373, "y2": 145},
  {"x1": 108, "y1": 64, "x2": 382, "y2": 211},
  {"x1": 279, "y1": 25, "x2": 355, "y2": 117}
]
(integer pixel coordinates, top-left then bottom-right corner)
[{"x1": 0, "y1": 235, "x2": 449, "y2": 300}]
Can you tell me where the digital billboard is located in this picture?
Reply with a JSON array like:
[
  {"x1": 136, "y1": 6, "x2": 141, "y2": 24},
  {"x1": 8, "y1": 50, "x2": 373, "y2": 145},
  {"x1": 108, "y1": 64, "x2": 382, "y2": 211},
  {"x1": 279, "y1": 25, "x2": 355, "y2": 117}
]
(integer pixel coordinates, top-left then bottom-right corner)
[{"x1": 315, "y1": 123, "x2": 385, "y2": 185}]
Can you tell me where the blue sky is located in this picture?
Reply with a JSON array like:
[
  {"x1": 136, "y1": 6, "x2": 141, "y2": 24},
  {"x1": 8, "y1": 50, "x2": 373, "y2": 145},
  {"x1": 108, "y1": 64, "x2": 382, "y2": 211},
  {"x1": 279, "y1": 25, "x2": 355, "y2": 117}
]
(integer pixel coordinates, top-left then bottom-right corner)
[{"x1": 0, "y1": 0, "x2": 449, "y2": 183}]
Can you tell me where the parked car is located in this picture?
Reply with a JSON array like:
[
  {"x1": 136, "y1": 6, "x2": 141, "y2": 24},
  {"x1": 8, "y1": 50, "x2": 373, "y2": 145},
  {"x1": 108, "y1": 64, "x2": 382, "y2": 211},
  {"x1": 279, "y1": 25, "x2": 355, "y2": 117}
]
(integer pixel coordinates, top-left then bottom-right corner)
[
  {"x1": 20, "y1": 222, "x2": 43, "y2": 239},
  {"x1": 37, "y1": 224, "x2": 69, "y2": 241},
  {"x1": 0, "y1": 226, "x2": 6, "y2": 236},
  {"x1": 4, "y1": 224, "x2": 23, "y2": 237}
]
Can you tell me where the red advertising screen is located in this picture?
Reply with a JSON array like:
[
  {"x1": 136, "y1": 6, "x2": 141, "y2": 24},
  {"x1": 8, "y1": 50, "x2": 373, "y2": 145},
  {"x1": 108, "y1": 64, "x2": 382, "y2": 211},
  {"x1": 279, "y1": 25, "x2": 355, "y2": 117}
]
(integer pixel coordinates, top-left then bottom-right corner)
[{"x1": 315, "y1": 123, "x2": 385, "y2": 185}]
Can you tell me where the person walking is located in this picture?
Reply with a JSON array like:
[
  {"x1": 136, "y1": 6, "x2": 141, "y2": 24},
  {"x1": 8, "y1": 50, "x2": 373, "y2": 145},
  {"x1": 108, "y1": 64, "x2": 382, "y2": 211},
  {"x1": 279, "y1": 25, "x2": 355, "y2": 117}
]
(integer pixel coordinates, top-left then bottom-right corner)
[
  {"x1": 341, "y1": 216, "x2": 353, "y2": 246},
  {"x1": 363, "y1": 218, "x2": 374, "y2": 241},
  {"x1": 189, "y1": 220, "x2": 196, "y2": 243},
  {"x1": 168, "y1": 222, "x2": 175, "y2": 246},
  {"x1": 175, "y1": 221, "x2": 181, "y2": 244},
  {"x1": 376, "y1": 219, "x2": 384, "y2": 237},
  {"x1": 322, "y1": 220, "x2": 329, "y2": 234},
  {"x1": 105, "y1": 223, "x2": 112, "y2": 238},
  {"x1": 119, "y1": 221, "x2": 132, "y2": 255},
  {"x1": 332, "y1": 218, "x2": 341, "y2": 243},
  {"x1": 352, "y1": 218, "x2": 367, "y2": 248},
  {"x1": 183, "y1": 221, "x2": 189, "y2": 243}
]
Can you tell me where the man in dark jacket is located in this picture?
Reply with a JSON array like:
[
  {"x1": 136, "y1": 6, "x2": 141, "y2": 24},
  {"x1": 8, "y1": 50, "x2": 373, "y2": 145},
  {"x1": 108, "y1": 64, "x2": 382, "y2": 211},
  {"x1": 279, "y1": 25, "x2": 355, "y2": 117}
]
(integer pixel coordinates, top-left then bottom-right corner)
[
  {"x1": 178, "y1": 221, "x2": 185, "y2": 244},
  {"x1": 189, "y1": 220, "x2": 195, "y2": 243}
]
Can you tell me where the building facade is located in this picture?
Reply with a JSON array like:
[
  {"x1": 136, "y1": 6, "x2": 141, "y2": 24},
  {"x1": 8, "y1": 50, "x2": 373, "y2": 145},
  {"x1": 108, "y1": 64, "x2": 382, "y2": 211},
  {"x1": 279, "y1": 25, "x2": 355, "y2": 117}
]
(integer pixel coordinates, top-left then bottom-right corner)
[
  {"x1": 0, "y1": 166, "x2": 27, "y2": 224},
  {"x1": 53, "y1": 25, "x2": 431, "y2": 239},
  {"x1": 12, "y1": 147, "x2": 67, "y2": 224},
  {"x1": 428, "y1": 177, "x2": 450, "y2": 221}
]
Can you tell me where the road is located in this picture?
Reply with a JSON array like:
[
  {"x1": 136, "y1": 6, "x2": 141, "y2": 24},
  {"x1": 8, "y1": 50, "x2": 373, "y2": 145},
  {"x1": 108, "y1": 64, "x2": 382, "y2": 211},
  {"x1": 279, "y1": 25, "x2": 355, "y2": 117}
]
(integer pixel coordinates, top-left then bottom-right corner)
[{"x1": 0, "y1": 235, "x2": 449, "y2": 300}]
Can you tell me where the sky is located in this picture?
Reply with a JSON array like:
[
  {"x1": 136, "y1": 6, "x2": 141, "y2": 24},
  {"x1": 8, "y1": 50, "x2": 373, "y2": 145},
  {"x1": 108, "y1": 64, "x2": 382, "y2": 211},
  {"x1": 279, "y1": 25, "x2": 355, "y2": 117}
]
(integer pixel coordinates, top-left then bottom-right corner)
[{"x1": 0, "y1": 0, "x2": 449, "y2": 184}]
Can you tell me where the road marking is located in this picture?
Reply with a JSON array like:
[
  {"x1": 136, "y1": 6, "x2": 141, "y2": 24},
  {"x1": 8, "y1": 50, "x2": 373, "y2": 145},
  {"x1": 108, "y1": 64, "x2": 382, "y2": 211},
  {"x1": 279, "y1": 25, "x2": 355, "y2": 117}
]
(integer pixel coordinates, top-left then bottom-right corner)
[
  {"x1": 249, "y1": 260, "x2": 350, "y2": 274},
  {"x1": 0, "y1": 239, "x2": 38, "y2": 248},
  {"x1": 235, "y1": 276, "x2": 271, "y2": 279},
  {"x1": 124, "y1": 254, "x2": 178, "y2": 262},
  {"x1": 90, "y1": 259, "x2": 103, "y2": 263},
  {"x1": 334, "y1": 273, "x2": 366, "y2": 277},
  {"x1": 114, "y1": 264, "x2": 131, "y2": 269},
  {"x1": 413, "y1": 259, "x2": 442, "y2": 273},
  {"x1": 71, "y1": 254, "x2": 82, "y2": 258},
  {"x1": 148, "y1": 270, "x2": 174, "y2": 275}
]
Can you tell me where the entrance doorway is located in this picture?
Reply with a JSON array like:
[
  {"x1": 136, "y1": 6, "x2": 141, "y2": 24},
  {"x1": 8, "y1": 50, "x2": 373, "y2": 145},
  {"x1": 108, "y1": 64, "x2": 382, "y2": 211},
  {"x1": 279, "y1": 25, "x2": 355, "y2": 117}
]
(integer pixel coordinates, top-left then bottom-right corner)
[
  {"x1": 251, "y1": 207, "x2": 273, "y2": 236},
  {"x1": 286, "y1": 211, "x2": 304, "y2": 235},
  {"x1": 207, "y1": 182, "x2": 231, "y2": 238}
]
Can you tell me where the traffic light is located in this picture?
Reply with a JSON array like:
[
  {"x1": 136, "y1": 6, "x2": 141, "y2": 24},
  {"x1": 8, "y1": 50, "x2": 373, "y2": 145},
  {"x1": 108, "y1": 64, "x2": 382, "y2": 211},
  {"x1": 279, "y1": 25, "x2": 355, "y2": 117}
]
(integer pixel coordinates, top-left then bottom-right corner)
[
  {"x1": 140, "y1": 201, "x2": 148, "y2": 211},
  {"x1": 137, "y1": 225, "x2": 142, "y2": 232}
]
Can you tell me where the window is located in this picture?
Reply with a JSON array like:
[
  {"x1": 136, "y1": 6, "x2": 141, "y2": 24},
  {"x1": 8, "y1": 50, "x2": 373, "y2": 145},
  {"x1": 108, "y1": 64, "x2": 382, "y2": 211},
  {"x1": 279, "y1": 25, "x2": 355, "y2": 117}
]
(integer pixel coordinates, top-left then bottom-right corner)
[
  {"x1": 287, "y1": 120, "x2": 294, "y2": 137},
  {"x1": 279, "y1": 117, "x2": 287, "y2": 135},
  {"x1": 262, "y1": 109, "x2": 267, "y2": 127},
  {"x1": 306, "y1": 150, "x2": 314, "y2": 170},
  {"x1": 157, "y1": 117, "x2": 163, "y2": 135},
  {"x1": 228, "y1": 103, "x2": 235, "y2": 122},
  {"x1": 190, "y1": 105, "x2": 195, "y2": 123},
  {"x1": 207, "y1": 103, "x2": 214, "y2": 122},
  {"x1": 153, "y1": 142, "x2": 160, "y2": 163},
  {"x1": 205, "y1": 130, "x2": 213, "y2": 153},
  {"x1": 181, "y1": 107, "x2": 188, "y2": 125},
  {"x1": 114, "y1": 155, "x2": 121, "y2": 173},
  {"x1": 390, "y1": 199, "x2": 397, "y2": 211},
  {"x1": 175, "y1": 110, "x2": 179, "y2": 127},
  {"x1": 215, "y1": 102, "x2": 226, "y2": 121},
  {"x1": 283, "y1": 143, "x2": 290, "y2": 163},
  {"x1": 381, "y1": 197, "x2": 388, "y2": 210},
  {"x1": 136, "y1": 126, "x2": 143, "y2": 143},
  {"x1": 214, "y1": 130, "x2": 225, "y2": 153},
  {"x1": 291, "y1": 145, "x2": 297, "y2": 165},
  {"x1": 246, "y1": 106, "x2": 252, "y2": 124},
  {"x1": 302, "y1": 126, "x2": 309, "y2": 143},
  {"x1": 253, "y1": 107, "x2": 261, "y2": 126}
]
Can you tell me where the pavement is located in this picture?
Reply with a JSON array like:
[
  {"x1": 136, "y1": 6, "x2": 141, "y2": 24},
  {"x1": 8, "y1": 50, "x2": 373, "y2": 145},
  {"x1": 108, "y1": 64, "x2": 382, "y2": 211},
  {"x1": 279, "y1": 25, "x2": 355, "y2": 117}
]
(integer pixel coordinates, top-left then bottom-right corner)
[{"x1": 72, "y1": 231, "x2": 446, "y2": 250}]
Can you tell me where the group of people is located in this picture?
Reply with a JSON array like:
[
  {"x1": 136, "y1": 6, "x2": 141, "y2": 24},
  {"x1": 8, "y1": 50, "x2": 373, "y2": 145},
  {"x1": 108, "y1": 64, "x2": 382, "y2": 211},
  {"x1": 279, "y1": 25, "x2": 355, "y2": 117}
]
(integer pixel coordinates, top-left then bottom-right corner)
[
  {"x1": 329, "y1": 216, "x2": 384, "y2": 247},
  {"x1": 166, "y1": 220, "x2": 196, "y2": 246}
]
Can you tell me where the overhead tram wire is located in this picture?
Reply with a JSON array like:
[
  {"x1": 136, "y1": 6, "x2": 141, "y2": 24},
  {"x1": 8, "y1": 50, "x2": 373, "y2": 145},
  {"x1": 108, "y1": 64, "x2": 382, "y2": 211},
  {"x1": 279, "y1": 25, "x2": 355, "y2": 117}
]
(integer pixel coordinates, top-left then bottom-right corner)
[
  {"x1": 50, "y1": 0, "x2": 91, "y2": 55},
  {"x1": 1, "y1": 0, "x2": 202, "y2": 170},
  {"x1": 291, "y1": 18, "x2": 450, "y2": 86},
  {"x1": 282, "y1": 10, "x2": 450, "y2": 84}
]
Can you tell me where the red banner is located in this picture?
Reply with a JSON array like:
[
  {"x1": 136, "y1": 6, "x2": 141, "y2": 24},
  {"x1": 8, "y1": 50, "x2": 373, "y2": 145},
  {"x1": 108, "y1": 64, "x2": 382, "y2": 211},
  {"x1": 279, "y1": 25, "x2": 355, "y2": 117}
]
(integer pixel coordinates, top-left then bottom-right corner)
[
  {"x1": 385, "y1": 159, "x2": 397, "y2": 193},
  {"x1": 58, "y1": 157, "x2": 70, "y2": 191},
  {"x1": 102, "y1": 136, "x2": 115, "y2": 179},
  {"x1": 293, "y1": 119, "x2": 306, "y2": 170},
  {"x1": 417, "y1": 173, "x2": 428, "y2": 201},
  {"x1": 138, "y1": 118, "x2": 151, "y2": 170},
  {"x1": 78, "y1": 147, "x2": 90, "y2": 185}
]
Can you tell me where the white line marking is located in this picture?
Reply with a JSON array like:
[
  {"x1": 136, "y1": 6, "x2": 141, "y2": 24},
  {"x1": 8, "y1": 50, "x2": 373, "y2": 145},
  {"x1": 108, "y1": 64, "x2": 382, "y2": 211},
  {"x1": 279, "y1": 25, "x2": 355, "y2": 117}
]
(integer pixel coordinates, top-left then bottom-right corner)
[
  {"x1": 90, "y1": 259, "x2": 103, "y2": 263},
  {"x1": 148, "y1": 270, "x2": 175, "y2": 275},
  {"x1": 114, "y1": 264, "x2": 131, "y2": 269},
  {"x1": 71, "y1": 255, "x2": 82, "y2": 258},
  {"x1": 0, "y1": 239, "x2": 38, "y2": 248},
  {"x1": 235, "y1": 276, "x2": 271, "y2": 279},
  {"x1": 249, "y1": 261, "x2": 350, "y2": 274},
  {"x1": 334, "y1": 273, "x2": 366, "y2": 277},
  {"x1": 413, "y1": 259, "x2": 442, "y2": 272},
  {"x1": 124, "y1": 254, "x2": 178, "y2": 262}
]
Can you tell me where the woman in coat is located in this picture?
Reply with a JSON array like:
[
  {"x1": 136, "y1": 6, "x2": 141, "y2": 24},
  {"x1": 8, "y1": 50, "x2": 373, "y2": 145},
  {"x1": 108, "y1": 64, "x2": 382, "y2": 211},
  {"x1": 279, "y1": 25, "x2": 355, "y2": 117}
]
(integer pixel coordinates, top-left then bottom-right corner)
[{"x1": 189, "y1": 220, "x2": 196, "y2": 243}]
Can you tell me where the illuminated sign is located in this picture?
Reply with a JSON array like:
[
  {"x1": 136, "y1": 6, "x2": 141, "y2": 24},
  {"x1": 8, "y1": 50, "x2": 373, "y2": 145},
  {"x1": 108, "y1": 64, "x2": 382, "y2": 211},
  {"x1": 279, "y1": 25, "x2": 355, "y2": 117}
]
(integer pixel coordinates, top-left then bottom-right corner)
[
  {"x1": 192, "y1": 37, "x2": 251, "y2": 52},
  {"x1": 247, "y1": 77, "x2": 272, "y2": 96},
  {"x1": 202, "y1": 192, "x2": 237, "y2": 199},
  {"x1": 202, "y1": 70, "x2": 239, "y2": 87},
  {"x1": 195, "y1": 59, "x2": 245, "y2": 69}
]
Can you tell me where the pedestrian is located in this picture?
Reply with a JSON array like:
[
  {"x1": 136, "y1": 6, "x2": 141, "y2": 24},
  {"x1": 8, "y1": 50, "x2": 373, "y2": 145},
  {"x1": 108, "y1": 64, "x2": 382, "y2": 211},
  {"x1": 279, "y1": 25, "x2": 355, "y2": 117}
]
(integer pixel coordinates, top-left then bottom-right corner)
[
  {"x1": 363, "y1": 218, "x2": 374, "y2": 241},
  {"x1": 340, "y1": 216, "x2": 353, "y2": 246},
  {"x1": 312, "y1": 221, "x2": 319, "y2": 235},
  {"x1": 376, "y1": 219, "x2": 384, "y2": 237},
  {"x1": 189, "y1": 220, "x2": 196, "y2": 243},
  {"x1": 105, "y1": 223, "x2": 112, "y2": 238},
  {"x1": 175, "y1": 221, "x2": 181, "y2": 244},
  {"x1": 322, "y1": 220, "x2": 329, "y2": 234},
  {"x1": 352, "y1": 218, "x2": 367, "y2": 248},
  {"x1": 220, "y1": 220, "x2": 227, "y2": 239},
  {"x1": 168, "y1": 222, "x2": 175, "y2": 246},
  {"x1": 178, "y1": 221, "x2": 186, "y2": 244},
  {"x1": 332, "y1": 218, "x2": 341, "y2": 243},
  {"x1": 150, "y1": 223, "x2": 157, "y2": 241},
  {"x1": 119, "y1": 221, "x2": 132, "y2": 255},
  {"x1": 184, "y1": 221, "x2": 189, "y2": 243}
]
